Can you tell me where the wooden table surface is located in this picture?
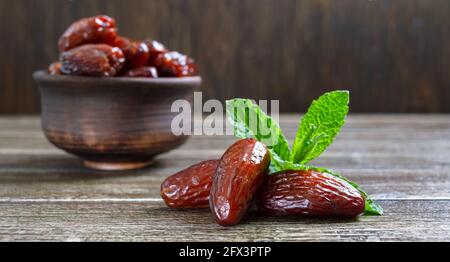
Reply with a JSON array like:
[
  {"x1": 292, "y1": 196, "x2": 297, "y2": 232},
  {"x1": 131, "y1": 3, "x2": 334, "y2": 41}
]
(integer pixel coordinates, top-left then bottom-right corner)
[{"x1": 0, "y1": 114, "x2": 449, "y2": 242}]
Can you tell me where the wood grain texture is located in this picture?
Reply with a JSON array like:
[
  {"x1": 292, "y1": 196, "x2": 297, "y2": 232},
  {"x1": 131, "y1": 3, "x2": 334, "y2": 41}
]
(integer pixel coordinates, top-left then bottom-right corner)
[
  {"x1": 0, "y1": 115, "x2": 449, "y2": 241},
  {"x1": 0, "y1": 200, "x2": 449, "y2": 241},
  {"x1": 1, "y1": 1, "x2": 450, "y2": 114}
]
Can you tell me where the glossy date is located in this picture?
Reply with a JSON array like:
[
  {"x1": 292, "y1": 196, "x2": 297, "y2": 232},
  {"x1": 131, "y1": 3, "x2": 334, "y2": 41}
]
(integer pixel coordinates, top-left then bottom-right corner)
[
  {"x1": 58, "y1": 15, "x2": 117, "y2": 52},
  {"x1": 257, "y1": 170, "x2": 365, "y2": 218},
  {"x1": 210, "y1": 138, "x2": 270, "y2": 226},
  {"x1": 161, "y1": 160, "x2": 219, "y2": 209},
  {"x1": 60, "y1": 44, "x2": 125, "y2": 77}
]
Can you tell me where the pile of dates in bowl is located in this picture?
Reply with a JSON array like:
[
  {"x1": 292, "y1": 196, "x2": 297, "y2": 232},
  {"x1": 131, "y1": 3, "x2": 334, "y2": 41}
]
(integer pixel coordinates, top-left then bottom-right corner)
[
  {"x1": 49, "y1": 15, "x2": 197, "y2": 78},
  {"x1": 35, "y1": 15, "x2": 201, "y2": 172}
]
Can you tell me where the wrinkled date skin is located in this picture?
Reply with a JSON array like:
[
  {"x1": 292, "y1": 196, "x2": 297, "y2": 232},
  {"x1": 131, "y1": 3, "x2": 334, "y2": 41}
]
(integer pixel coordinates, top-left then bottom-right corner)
[
  {"x1": 48, "y1": 62, "x2": 61, "y2": 75},
  {"x1": 210, "y1": 139, "x2": 270, "y2": 226},
  {"x1": 154, "y1": 51, "x2": 197, "y2": 77},
  {"x1": 161, "y1": 160, "x2": 219, "y2": 209},
  {"x1": 60, "y1": 44, "x2": 125, "y2": 77},
  {"x1": 112, "y1": 37, "x2": 150, "y2": 70},
  {"x1": 123, "y1": 66, "x2": 159, "y2": 78},
  {"x1": 257, "y1": 170, "x2": 365, "y2": 218},
  {"x1": 58, "y1": 15, "x2": 117, "y2": 52}
]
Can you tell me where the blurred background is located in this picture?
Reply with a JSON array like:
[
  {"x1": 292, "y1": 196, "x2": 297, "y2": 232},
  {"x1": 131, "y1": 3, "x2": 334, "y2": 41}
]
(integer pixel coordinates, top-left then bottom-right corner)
[{"x1": 0, "y1": 0, "x2": 449, "y2": 114}]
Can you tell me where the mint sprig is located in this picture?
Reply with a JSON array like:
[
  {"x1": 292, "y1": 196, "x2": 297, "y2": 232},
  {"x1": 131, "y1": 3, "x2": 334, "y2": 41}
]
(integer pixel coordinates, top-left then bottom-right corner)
[
  {"x1": 226, "y1": 91, "x2": 383, "y2": 216},
  {"x1": 291, "y1": 91, "x2": 349, "y2": 164}
]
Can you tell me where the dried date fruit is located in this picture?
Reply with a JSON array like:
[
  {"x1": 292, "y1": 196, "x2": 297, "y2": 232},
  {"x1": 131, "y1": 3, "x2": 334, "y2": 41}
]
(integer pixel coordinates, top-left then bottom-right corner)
[
  {"x1": 58, "y1": 15, "x2": 117, "y2": 52},
  {"x1": 143, "y1": 39, "x2": 168, "y2": 66},
  {"x1": 60, "y1": 44, "x2": 125, "y2": 77},
  {"x1": 131, "y1": 41, "x2": 150, "y2": 68},
  {"x1": 111, "y1": 36, "x2": 133, "y2": 64},
  {"x1": 161, "y1": 160, "x2": 219, "y2": 208},
  {"x1": 210, "y1": 139, "x2": 270, "y2": 226},
  {"x1": 51, "y1": 15, "x2": 199, "y2": 79},
  {"x1": 257, "y1": 170, "x2": 365, "y2": 218},
  {"x1": 48, "y1": 62, "x2": 61, "y2": 75},
  {"x1": 154, "y1": 51, "x2": 197, "y2": 77},
  {"x1": 123, "y1": 66, "x2": 158, "y2": 78},
  {"x1": 112, "y1": 37, "x2": 150, "y2": 69}
]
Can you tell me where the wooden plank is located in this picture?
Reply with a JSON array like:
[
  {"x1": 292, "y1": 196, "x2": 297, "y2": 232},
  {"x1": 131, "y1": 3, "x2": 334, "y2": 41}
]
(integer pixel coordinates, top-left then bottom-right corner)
[
  {"x1": 0, "y1": 200, "x2": 448, "y2": 241},
  {"x1": 0, "y1": 114, "x2": 448, "y2": 200},
  {"x1": 0, "y1": 115, "x2": 448, "y2": 241},
  {"x1": 0, "y1": 114, "x2": 449, "y2": 128},
  {"x1": 0, "y1": 152, "x2": 448, "y2": 200},
  {"x1": 1, "y1": 146, "x2": 448, "y2": 172},
  {"x1": 0, "y1": 116, "x2": 449, "y2": 153},
  {"x1": 0, "y1": 129, "x2": 449, "y2": 153},
  {"x1": 1, "y1": 139, "x2": 449, "y2": 160},
  {"x1": 1, "y1": 128, "x2": 450, "y2": 144},
  {"x1": 0, "y1": 114, "x2": 448, "y2": 201}
]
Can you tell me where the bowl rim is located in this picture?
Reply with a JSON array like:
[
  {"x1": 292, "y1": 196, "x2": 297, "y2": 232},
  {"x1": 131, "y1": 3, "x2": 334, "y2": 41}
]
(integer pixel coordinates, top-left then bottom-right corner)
[{"x1": 33, "y1": 70, "x2": 202, "y2": 87}]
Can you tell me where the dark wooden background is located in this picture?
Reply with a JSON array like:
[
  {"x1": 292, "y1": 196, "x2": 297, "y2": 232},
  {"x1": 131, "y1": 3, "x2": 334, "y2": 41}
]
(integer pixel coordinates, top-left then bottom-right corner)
[{"x1": 0, "y1": 0, "x2": 449, "y2": 114}]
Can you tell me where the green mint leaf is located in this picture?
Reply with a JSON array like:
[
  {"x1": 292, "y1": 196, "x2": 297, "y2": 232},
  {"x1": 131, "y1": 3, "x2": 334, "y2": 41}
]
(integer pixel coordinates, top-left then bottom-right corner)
[
  {"x1": 291, "y1": 90, "x2": 349, "y2": 164},
  {"x1": 269, "y1": 153, "x2": 297, "y2": 173},
  {"x1": 267, "y1": 158, "x2": 383, "y2": 216},
  {"x1": 363, "y1": 199, "x2": 384, "y2": 216},
  {"x1": 226, "y1": 99, "x2": 291, "y2": 162},
  {"x1": 268, "y1": 155, "x2": 305, "y2": 173}
]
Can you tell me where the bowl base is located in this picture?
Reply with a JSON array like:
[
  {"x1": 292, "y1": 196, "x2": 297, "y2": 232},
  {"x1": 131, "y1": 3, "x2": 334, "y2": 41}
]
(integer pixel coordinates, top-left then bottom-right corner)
[{"x1": 83, "y1": 160, "x2": 154, "y2": 171}]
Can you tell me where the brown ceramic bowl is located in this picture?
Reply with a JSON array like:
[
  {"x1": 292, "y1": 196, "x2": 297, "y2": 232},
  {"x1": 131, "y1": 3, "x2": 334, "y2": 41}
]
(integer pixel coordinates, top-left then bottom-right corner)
[{"x1": 33, "y1": 70, "x2": 200, "y2": 171}]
